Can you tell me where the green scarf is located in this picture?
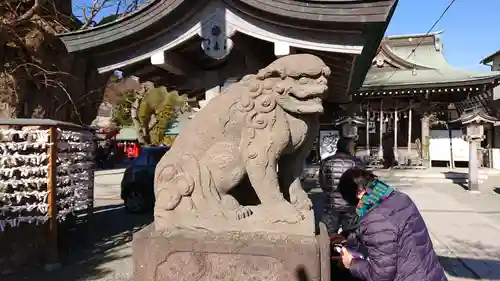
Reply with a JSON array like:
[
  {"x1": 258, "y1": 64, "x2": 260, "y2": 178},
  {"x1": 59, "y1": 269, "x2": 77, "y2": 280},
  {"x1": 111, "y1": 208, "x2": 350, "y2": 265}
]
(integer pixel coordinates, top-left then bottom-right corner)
[{"x1": 355, "y1": 179, "x2": 394, "y2": 218}]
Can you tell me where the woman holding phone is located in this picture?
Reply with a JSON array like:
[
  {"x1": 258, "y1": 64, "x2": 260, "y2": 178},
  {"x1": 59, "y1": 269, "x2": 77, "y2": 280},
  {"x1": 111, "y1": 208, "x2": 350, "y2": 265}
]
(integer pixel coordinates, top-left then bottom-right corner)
[{"x1": 337, "y1": 167, "x2": 447, "y2": 281}]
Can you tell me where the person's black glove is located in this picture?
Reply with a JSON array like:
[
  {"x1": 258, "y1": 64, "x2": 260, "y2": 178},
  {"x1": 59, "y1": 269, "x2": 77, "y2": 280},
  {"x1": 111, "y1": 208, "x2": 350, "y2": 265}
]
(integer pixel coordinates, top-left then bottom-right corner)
[
  {"x1": 330, "y1": 233, "x2": 346, "y2": 259},
  {"x1": 330, "y1": 233, "x2": 346, "y2": 245}
]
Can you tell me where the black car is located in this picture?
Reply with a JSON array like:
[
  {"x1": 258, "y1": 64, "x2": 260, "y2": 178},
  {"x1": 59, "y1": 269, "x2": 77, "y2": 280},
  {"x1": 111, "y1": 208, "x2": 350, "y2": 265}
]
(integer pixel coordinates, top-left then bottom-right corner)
[{"x1": 120, "y1": 146, "x2": 169, "y2": 213}]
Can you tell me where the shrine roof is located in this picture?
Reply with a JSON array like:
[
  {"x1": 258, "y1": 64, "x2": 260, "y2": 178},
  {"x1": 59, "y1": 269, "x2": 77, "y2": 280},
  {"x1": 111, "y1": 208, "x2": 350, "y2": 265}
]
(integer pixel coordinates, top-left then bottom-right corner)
[
  {"x1": 449, "y1": 109, "x2": 499, "y2": 124},
  {"x1": 116, "y1": 127, "x2": 138, "y2": 141},
  {"x1": 481, "y1": 50, "x2": 500, "y2": 65},
  {"x1": 0, "y1": 119, "x2": 89, "y2": 130},
  {"x1": 360, "y1": 31, "x2": 500, "y2": 90},
  {"x1": 59, "y1": 0, "x2": 397, "y2": 53},
  {"x1": 164, "y1": 111, "x2": 191, "y2": 135},
  {"x1": 383, "y1": 31, "x2": 447, "y2": 69},
  {"x1": 57, "y1": 0, "x2": 398, "y2": 96},
  {"x1": 334, "y1": 116, "x2": 365, "y2": 126},
  {"x1": 362, "y1": 68, "x2": 500, "y2": 90}
]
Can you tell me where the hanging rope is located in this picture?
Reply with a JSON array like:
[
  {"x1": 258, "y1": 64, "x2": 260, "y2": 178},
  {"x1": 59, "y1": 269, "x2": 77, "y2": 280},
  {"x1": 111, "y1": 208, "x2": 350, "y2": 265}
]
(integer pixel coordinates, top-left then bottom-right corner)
[
  {"x1": 362, "y1": 103, "x2": 415, "y2": 114},
  {"x1": 362, "y1": 103, "x2": 417, "y2": 122}
]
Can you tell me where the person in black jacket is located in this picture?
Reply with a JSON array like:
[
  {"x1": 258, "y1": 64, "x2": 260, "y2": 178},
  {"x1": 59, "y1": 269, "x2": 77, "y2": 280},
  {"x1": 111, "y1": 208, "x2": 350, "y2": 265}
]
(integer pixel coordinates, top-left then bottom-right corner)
[
  {"x1": 319, "y1": 137, "x2": 365, "y2": 236},
  {"x1": 319, "y1": 137, "x2": 365, "y2": 281}
]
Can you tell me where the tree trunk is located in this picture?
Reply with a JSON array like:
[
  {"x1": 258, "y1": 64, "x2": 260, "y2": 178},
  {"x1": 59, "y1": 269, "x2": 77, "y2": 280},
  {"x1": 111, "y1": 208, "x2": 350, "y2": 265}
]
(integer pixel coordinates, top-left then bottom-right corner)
[
  {"x1": 131, "y1": 97, "x2": 148, "y2": 144},
  {"x1": 1, "y1": 1, "x2": 108, "y2": 124}
]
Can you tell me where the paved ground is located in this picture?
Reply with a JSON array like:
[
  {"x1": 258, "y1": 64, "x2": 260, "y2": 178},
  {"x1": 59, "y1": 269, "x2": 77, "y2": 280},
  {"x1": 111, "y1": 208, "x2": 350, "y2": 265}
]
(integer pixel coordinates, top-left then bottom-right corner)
[
  {"x1": 4, "y1": 169, "x2": 500, "y2": 281},
  {"x1": 397, "y1": 176, "x2": 500, "y2": 281},
  {"x1": 304, "y1": 174, "x2": 500, "y2": 281}
]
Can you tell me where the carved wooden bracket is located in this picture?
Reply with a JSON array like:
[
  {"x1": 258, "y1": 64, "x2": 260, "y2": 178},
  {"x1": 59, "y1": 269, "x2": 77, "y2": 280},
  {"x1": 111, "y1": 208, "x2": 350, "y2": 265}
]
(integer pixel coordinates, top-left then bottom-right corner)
[{"x1": 199, "y1": 8, "x2": 236, "y2": 60}]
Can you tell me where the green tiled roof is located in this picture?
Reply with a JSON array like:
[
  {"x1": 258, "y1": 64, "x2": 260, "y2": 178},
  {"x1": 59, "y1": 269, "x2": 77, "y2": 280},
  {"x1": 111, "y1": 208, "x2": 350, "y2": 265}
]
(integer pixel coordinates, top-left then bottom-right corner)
[
  {"x1": 164, "y1": 112, "x2": 192, "y2": 135},
  {"x1": 388, "y1": 44, "x2": 449, "y2": 69},
  {"x1": 361, "y1": 33, "x2": 500, "y2": 90},
  {"x1": 164, "y1": 120, "x2": 181, "y2": 135},
  {"x1": 116, "y1": 127, "x2": 137, "y2": 140},
  {"x1": 362, "y1": 68, "x2": 500, "y2": 90},
  {"x1": 114, "y1": 112, "x2": 193, "y2": 140}
]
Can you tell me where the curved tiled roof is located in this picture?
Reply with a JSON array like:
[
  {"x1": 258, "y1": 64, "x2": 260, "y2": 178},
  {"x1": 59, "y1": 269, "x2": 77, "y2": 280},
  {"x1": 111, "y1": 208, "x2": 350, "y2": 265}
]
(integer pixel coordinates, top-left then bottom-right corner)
[
  {"x1": 59, "y1": 0, "x2": 195, "y2": 52},
  {"x1": 481, "y1": 50, "x2": 500, "y2": 65},
  {"x1": 363, "y1": 68, "x2": 500, "y2": 90},
  {"x1": 57, "y1": 0, "x2": 398, "y2": 94},
  {"x1": 362, "y1": 31, "x2": 500, "y2": 90},
  {"x1": 228, "y1": 0, "x2": 396, "y2": 22},
  {"x1": 58, "y1": 0, "x2": 397, "y2": 53},
  {"x1": 449, "y1": 109, "x2": 499, "y2": 124}
]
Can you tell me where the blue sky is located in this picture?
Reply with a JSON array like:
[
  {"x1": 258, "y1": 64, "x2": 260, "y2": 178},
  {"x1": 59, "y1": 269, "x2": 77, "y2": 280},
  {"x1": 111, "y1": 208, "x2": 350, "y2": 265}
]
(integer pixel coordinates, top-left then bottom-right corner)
[
  {"x1": 72, "y1": 0, "x2": 499, "y2": 71},
  {"x1": 386, "y1": 0, "x2": 500, "y2": 70}
]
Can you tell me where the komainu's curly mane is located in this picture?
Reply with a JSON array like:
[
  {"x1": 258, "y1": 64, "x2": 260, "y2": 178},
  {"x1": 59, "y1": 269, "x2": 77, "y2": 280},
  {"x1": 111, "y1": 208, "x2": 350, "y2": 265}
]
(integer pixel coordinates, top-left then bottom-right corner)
[{"x1": 237, "y1": 75, "x2": 279, "y2": 131}]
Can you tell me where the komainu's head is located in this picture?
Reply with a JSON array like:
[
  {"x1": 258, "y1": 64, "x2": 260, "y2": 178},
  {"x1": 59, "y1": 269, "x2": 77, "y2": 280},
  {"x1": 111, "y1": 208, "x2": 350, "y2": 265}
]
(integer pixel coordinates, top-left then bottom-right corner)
[{"x1": 244, "y1": 54, "x2": 331, "y2": 114}]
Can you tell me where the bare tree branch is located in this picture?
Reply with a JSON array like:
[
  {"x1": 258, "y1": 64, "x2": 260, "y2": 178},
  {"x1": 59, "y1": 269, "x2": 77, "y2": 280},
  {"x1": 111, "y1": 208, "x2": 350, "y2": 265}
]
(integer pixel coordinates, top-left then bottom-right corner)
[
  {"x1": 14, "y1": 0, "x2": 44, "y2": 24},
  {"x1": 0, "y1": 0, "x2": 143, "y2": 124},
  {"x1": 75, "y1": 0, "x2": 145, "y2": 29},
  {"x1": 79, "y1": 0, "x2": 111, "y2": 29}
]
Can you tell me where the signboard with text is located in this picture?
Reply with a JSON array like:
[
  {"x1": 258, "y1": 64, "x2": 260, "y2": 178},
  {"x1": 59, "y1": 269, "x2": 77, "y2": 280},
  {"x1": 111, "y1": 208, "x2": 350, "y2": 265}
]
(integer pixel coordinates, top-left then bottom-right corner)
[
  {"x1": 319, "y1": 130, "x2": 340, "y2": 160},
  {"x1": 368, "y1": 121, "x2": 376, "y2": 134}
]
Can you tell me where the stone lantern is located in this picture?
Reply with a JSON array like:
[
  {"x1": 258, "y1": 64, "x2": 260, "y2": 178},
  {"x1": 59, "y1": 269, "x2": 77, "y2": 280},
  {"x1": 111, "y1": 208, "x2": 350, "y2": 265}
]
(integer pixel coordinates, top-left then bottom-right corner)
[
  {"x1": 454, "y1": 110, "x2": 497, "y2": 192},
  {"x1": 335, "y1": 116, "x2": 365, "y2": 155}
]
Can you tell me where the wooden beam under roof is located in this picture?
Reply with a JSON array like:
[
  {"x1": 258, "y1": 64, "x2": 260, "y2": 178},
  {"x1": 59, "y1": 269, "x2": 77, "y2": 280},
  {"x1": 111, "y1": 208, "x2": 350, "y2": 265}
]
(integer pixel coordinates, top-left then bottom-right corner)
[
  {"x1": 119, "y1": 60, "x2": 189, "y2": 89},
  {"x1": 150, "y1": 51, "x2": 195, "y2": 76},
  {"x1": 308, "y1": 50, "x2": 354, "y2": 65}
]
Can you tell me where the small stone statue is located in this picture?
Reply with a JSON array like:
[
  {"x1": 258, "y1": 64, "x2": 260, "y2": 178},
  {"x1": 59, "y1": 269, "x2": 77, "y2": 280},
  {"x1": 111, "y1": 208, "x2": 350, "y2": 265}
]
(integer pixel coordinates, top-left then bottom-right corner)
[{"x1": 154, "y1": 54, "x2": 331, "y2": 233}]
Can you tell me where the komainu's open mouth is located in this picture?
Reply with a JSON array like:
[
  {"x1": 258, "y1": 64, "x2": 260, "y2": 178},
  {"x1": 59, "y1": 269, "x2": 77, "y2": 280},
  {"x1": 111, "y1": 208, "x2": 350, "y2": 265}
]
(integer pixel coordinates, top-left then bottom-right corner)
[
  {"x1": 288, "y1": 91, "x2": 322, "y2": 102},
  {"x1": 289, "y1": 92, "x2": 310, "y2": 101}
]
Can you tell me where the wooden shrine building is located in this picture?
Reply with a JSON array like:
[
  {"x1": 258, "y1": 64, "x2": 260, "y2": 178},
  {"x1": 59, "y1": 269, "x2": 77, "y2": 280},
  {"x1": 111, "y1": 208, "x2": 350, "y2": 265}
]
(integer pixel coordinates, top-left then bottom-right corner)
[
  {"x1": 59, "y1": 0, "x2": 397, "y2": 124},
  {"x1": 352, "y1": 31, "x2": 500, "y2": 167}
]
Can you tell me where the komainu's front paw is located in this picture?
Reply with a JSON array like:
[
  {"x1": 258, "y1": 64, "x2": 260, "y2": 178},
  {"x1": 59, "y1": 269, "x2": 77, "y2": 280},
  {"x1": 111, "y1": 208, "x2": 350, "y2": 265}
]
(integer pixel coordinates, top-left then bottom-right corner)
[
  {"x1": 293, "y1": 197, "x2": 313, "y2": 211},
  {"x1": 290, "y1": 187, "x2": 313, "y2": 211},
  {"x1": 266, "y1": 201, "x2": 305, "y2": 224},
  {"x1": 236, "y1": 206, "x2": 253, "y2": 220}
]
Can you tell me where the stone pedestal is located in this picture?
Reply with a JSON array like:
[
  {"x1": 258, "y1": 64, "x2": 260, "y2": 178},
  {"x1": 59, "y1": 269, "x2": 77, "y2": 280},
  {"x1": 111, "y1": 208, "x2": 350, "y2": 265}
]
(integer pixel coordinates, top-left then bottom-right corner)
[{"x1": 133, "y1": 224, "x2": 329, "y2": 281}]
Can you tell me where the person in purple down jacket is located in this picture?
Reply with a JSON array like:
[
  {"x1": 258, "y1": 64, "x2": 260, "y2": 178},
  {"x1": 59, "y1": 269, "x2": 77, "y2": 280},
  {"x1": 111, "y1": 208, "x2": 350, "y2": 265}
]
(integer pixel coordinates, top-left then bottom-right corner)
[{"x1": 337, "y1": 167, "x2": 448, "y2": 281}]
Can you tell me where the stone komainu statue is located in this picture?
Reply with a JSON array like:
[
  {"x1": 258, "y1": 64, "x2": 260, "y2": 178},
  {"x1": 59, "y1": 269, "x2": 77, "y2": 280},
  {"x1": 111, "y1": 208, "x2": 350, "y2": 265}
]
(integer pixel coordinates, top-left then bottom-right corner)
[{"x1": 154, "y1": 54, "x2": 331, "y2": 229}]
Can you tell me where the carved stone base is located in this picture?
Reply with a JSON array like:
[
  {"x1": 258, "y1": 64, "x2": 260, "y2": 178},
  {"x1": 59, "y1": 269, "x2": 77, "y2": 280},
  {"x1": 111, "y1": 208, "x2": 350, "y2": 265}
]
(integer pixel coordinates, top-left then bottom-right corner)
[{"x1": 132, "y1": 223, "x2": 330, "y2": 281}]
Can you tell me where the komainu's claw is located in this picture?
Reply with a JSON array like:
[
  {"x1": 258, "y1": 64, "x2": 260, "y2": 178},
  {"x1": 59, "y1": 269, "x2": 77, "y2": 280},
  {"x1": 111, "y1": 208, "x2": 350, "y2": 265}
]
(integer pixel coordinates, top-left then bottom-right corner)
[{"x1": 236, "y1": 206, "x2": 253, "y2": 220}]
